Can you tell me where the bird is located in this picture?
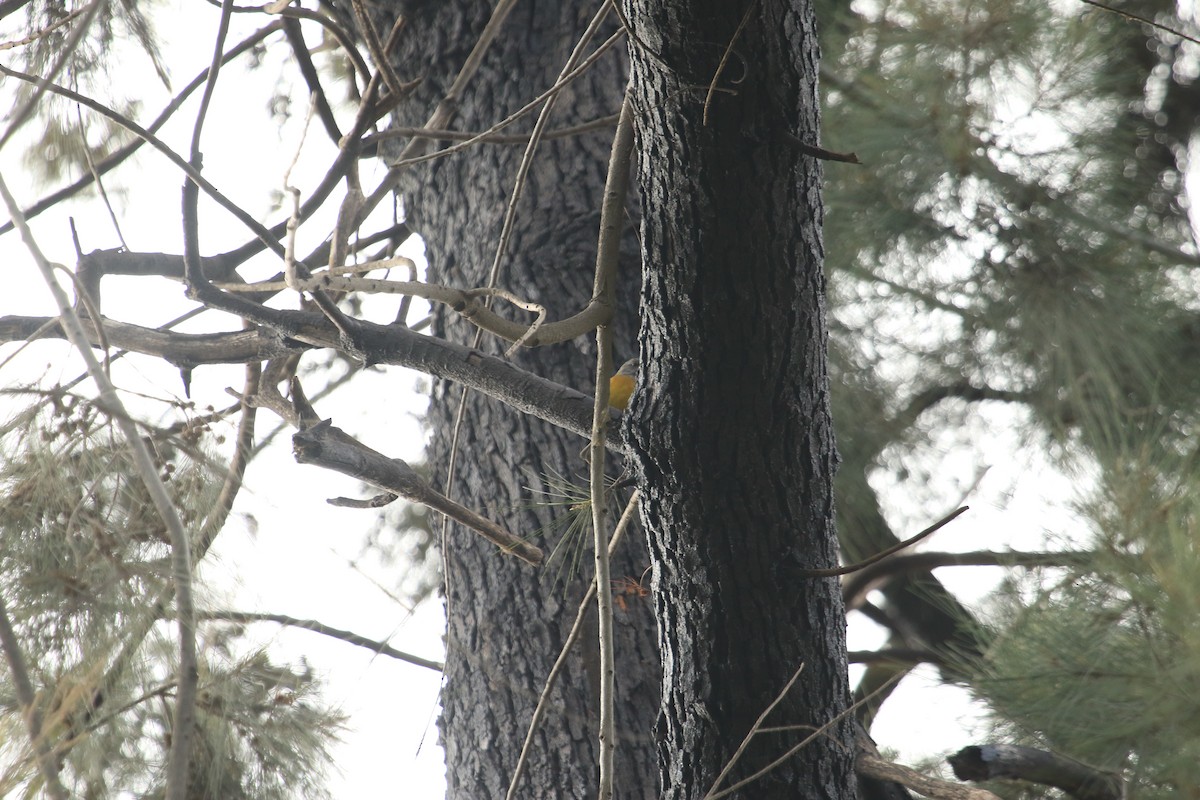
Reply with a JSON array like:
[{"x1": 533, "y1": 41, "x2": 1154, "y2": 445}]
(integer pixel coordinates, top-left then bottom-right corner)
[{"x1": 608, "y1": 357, "x2": 639, "y2": 411}]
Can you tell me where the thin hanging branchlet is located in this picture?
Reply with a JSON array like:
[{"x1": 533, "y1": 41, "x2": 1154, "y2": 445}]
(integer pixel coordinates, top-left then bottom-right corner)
[
  {"x1": 588, "y1": 88, "x2": 635, "y2": 800},
  {"x1": 0, "y1": 159, "x2": 197, "y2": 800},
  {"x1": 0, "y1": 4, "x2": 180, "y2": 799}
]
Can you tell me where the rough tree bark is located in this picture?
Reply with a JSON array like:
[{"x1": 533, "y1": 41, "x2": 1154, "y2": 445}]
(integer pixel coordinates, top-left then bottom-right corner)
[
  {"x1": 373, "y1": 3, "x2": 659, "y2": 798},
  {"x1": 621, "y1": 1, "x2": 857, "y2": 799}
]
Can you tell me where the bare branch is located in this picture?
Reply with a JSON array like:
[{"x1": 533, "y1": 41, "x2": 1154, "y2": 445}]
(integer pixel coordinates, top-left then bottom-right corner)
[
  {"x1": 199, "y1": 611, "x2": 443, "y2": 672},
  {"x1": 800, "y1": 507, "x2": 969, "y2": 578},
  {"x1": 0, "y1": 304, "x2": 622, "y2": 448},
  {"x1": 281, "y1": 17, "x2": 343, "y2": 143},
  {"x1": 848, "y1": 648, "x2": 946, "y2": 668},
  {"x1": 225, "y1": 265, "x2": 613, "y2": 348},
  {"x1": 291, "y1": 416, "x2": 544, "y2": 565},
  {"x1": 843, "y1": 549, "x2": 1090, "y2": 611},
  {"x1": 0, "y1": 314, "x2": 302, "y2": 366},
  {"x1": 860, "y1": 753, "x2": 1002, "y2": 800}
]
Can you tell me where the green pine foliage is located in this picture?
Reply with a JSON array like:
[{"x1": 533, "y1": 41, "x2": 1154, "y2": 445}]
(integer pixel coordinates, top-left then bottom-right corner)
[
  {"x1": 0, "y1": 392, "x2": 343, "y2": 797},
  {"x1": 821, "y1": 0, "x2": 1200, "y2": 794},
  {"x1": 6, "y1": 0, "x2": 166, "y2": 183},
  {"x1": 970, "y1": 444, "x2": 1200, "y2": 797}
]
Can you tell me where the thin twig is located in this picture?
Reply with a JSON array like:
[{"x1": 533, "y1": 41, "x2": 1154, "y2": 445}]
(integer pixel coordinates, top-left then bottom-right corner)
[
  {"x1": 1078, "y1": 0, "x2": 1200, "y2": 46},
  {"x1": 798, "y1": 506, "x2": 969, "y2": 577},
  {"x1": 198, "y1": 611, "x2": 444, "y2": 672},
  {"x1": 505, "y1": 492, "x2": 641, "y2": 800},
  {"x1": 703, "y1": 0, "x2": 755, "y2": 125},
  {"x1": 360, "y1": 114, "x2": 619, "y2": 147},
  {"x1": 705, "y1": 663, "x2": 807, "y2": 798},
  {"x1": 589, "y1": 85, "x2": 635, "y2": 800},
  {"x1": 0, "y1": 595, "x2": 68, "y2": 800},
  {"x1": 383, "y1": 29, "x2": 625, "y2": 171},
  {"x1": 0, "y1": 3, "x2": 89, "y2": 50},
  {"x1": 843, "y1": 548, "x2": 1089, "y2": 610},
  {"x1": 281, "y1": 16, "x2": 343, "y2": 143},
  {"x1": 591, "y1": 327, "x2": 618, "y2": 800},
  {"x1": 282, "y1": 95, "x2": 318, "y2": 292},
  {"x1": 75, "y1": 106, "x2": 128, "y2": 248},
  {"x1": 486, "y1": 0, "x2": 614, "y2": 325},
  {"x1": 0, "y1": 62, "x2": 288, "y2": 257},
  {"x1": 195, "y1": 365, "x2": 260, "y2": 556},
  {"x1": 349, "y1": 0, "x2": 407, "y2": 100},
  {"x1": 705, "y1": 673, "x2": 905, "y2": 800},
  {"x1": 609, "y1": 0, "x2": 673, "y2": 74},
  {"x1": 272, "y1": 6, "x2": 372, "y2": 82}
]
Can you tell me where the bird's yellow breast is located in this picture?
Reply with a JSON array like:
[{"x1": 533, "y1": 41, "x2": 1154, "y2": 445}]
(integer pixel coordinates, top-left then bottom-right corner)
[
  {"x1": 608, "y1": 358, "x2": 639, "y2": 411},
  {"x1": 609, "y1": 373, "x2": 636, "y2": 411}
]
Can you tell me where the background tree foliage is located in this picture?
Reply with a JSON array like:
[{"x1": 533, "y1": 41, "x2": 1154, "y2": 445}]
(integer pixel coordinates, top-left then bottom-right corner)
[
  {"x1": 0, "y1": 0, "x2": 1196, "y2": 797},
  {"x1": 819, "y1": 0, "x2": 1200, "y2": 795}
]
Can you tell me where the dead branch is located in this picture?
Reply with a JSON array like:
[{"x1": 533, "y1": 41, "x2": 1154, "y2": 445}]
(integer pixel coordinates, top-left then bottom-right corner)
[
  {"x1": 799, "y1": 507, "x2": 969, "y2": 578},
  {"x1": 859, "y1": 754, "x2": 1002, "y2": 800},
  {"x1": 948, "y1": 744, "x2": 1123, "y2": 800},
  {"x1": 843, "y1": 549, "x2": 1091, "y2": 611},
  {"x1": 291, "y1": 417, "x2": 543, "y2": 565},
  {"x1": 199, "y1": 611, "x2": 443, "y2": 672},
  {"x1": 848, "y1": 648, "x2": 946, "y2": 668},
  {"x1": 0, "y1": 306, "x2": 620, "y2": 448}
]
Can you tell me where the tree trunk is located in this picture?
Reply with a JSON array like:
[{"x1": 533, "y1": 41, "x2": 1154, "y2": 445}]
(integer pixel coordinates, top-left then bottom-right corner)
[
  {"x1": 621, "y1": 1, "x2": 857, "y2": 798},
  {"x1": 375, "y1": 3, "x2": 659, "y2": 798}
]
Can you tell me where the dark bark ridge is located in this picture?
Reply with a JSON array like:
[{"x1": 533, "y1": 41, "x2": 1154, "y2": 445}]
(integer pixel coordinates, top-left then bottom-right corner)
[{"x1": 623, "y1": 1, "x2": 857, "y2": 798}]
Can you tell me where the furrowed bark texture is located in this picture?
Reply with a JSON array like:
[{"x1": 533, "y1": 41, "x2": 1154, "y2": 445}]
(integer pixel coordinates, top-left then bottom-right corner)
[
  {"x1": 621, "y1": 1, "x2": 857, "y2": 798},
  {"x1": 374, "y1": 2, "x2": 658, "y2": 798}
]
